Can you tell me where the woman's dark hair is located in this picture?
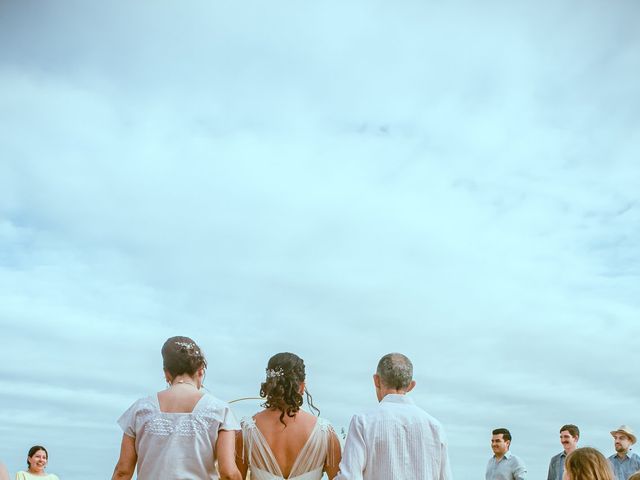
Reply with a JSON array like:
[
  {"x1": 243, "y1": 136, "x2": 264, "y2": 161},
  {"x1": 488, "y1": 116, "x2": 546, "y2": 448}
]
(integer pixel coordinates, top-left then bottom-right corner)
[
  {"x1": 27, "y1": 445, "x2": 48, "y2": 467},
  {"x1": 260, "y1": 352, "x2": 319, "y2": 426},
  {"x1": 161, "y1": 336, "x2": 207, "y2": 378}
]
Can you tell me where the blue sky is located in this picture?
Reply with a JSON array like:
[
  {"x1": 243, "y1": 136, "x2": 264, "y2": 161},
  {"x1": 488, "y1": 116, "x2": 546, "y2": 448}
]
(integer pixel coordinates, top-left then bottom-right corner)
[{"x1": 1, "y1": 1, "x2": 639, "y2": 479}]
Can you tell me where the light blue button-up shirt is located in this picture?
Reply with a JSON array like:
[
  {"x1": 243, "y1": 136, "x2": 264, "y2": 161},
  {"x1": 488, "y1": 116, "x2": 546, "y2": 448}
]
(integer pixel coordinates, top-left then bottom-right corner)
[
  {"x1": 547, "y1": 451, "x2": 566, "y2": 480},
  {"x1": 486, "y1": 450, "x2": 527, "y2": 480},
  {"x1": 608, "y1": 451, "x2": 640, "y2": 480}
]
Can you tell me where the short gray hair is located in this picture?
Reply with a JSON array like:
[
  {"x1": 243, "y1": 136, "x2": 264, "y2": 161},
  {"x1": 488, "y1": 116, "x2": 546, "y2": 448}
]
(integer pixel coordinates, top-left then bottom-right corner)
[{"x1": 376, "y1": 353, "x2": 413, "y2": 390}]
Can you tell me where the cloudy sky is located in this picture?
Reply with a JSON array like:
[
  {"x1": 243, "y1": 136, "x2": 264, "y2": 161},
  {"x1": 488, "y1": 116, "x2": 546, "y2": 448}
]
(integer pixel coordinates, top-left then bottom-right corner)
[{"x1": 1, "y1": 1, "x2": 639, "y2": 478}]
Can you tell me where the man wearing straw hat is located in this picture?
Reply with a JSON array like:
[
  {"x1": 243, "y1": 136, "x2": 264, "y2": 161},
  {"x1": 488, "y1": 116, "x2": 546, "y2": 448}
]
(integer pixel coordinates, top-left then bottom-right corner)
[{"x1": 608, "y1": 425, "x2": 640, "y2": 480}]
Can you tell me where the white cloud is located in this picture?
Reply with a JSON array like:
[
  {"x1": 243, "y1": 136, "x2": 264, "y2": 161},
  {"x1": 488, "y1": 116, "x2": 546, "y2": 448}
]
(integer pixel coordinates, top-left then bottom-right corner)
[{"x1": 1, "y1": 1, "x2": 639, "y2": 478}]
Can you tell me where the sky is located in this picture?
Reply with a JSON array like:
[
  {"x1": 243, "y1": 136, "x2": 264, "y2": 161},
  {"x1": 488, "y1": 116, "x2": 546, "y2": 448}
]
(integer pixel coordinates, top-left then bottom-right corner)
[{"x1": 1, "y1": 0, "x2": 639, "y2": 478}]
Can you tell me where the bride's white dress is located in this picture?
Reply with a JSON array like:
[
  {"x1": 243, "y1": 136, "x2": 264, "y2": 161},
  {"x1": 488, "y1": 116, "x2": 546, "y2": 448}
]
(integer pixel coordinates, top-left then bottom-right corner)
[{"x1": 241, "y1": 416, "x2": 336, "y2": 480}]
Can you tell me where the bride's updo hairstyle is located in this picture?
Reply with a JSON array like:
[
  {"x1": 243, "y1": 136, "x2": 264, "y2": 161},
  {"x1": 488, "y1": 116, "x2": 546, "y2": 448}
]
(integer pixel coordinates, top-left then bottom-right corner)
[
  {"x1": 260, "y1": 352, "x2": 319, "y2": 425},
  {"x1": 161, "y1": 336, "x2": 207, "y2": 377}
]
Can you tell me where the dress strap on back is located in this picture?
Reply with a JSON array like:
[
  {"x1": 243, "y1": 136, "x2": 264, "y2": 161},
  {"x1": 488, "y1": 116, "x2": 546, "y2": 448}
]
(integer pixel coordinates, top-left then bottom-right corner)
[{"x1": 241, "y1": 416, "x2": 333, "y2": 479}]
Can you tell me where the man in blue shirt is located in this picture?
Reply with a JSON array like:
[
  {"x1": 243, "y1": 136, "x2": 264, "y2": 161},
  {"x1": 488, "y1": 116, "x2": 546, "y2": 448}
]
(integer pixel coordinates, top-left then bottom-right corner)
[
  {"x1": 608, "y1": 425, "x2": 640, "y2": 480},
  {"x1": 547, "y1": 424, "x2": 580, "y2": 480},
  {"x1": 486, "y1": 428, "x2": 527, "y2": 480}
]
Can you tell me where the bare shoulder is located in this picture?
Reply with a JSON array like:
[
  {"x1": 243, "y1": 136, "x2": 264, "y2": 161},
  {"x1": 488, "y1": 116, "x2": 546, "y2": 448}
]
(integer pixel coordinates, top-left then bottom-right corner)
[
  {"x1": 294, "y1": 409, "x2": 320, "y2": 426},
  {"x1": 253, "y1": 408, "x2": 319, "y2": 430}
]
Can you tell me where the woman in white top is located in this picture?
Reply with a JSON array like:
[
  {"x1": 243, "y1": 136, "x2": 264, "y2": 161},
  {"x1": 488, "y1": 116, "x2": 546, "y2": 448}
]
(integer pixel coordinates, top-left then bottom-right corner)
[
  {"x1": 112, "y1": 336, "x2": 241, "y2": 480},
  {"x1": 15, "y1": 445, "x2": 59, "y2": 480},
  {"x1": 236, "y1": 352, "x2": 341, "y2": 480}
]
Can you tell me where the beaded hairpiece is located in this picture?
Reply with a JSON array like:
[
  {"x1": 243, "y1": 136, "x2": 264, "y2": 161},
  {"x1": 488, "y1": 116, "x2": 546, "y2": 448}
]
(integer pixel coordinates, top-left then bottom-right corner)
[
  {"x1": 175, "y1": 341, "x2": 200, "y2": 355},
  {"x1": 266, "y1": 367, "x2": 284, "y2": 379}
]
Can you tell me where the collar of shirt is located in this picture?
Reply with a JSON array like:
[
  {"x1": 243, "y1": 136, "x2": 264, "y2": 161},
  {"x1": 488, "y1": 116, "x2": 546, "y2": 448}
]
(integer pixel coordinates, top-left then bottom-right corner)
[
  {"x1": 380, "y1": 393, "x2": 415, "y2": 405},
  {"x1": 610, "y1": 452, "x2": 633, "y2": 461},
  {"x1": 494, "y1": 451, "x2": 513, "y2": 462}
]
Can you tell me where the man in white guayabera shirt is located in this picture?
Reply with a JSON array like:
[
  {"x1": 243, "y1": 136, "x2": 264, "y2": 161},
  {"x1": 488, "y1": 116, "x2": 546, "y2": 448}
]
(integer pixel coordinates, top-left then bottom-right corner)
[{"x1": 335, "y1": 353, "x2": 452, "y2": 480}]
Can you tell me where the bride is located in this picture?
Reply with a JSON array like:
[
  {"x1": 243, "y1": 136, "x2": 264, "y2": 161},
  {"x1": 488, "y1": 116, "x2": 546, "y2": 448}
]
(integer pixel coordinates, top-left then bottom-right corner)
[{"x1": 236, "y1": 352, "x2": 341, "y2": 480}]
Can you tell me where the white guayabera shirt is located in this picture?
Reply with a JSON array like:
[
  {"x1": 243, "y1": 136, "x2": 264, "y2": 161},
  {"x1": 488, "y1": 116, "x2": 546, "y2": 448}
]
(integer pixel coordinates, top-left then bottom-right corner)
[{"x1": 335, "y1": 394, "x2": 452, "y2": 480}]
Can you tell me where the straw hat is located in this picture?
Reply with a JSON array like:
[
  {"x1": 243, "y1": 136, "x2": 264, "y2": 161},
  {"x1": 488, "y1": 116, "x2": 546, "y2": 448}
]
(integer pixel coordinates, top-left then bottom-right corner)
[{"x1": 610, "y1": 425, "x2": 637, "y2": 445}]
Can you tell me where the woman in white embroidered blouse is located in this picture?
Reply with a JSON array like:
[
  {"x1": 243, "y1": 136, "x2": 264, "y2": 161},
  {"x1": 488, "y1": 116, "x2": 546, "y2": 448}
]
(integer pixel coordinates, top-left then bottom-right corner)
[
  {"x1": 235, "y1": 352, "x2": 341, "y2": 480},
  {"x1": 111, "y1": 336, "x2": 242, "y2": 480}
]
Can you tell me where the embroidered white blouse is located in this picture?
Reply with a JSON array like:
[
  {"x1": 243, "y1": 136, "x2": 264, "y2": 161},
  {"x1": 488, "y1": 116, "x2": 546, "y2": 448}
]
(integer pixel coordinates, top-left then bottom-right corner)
[
  {"x1": 118, "y1": 392, "x2": 240, "y2": 480},
  {"x1": 335, "y1": 394, "x2": 452, "y2": 480}
]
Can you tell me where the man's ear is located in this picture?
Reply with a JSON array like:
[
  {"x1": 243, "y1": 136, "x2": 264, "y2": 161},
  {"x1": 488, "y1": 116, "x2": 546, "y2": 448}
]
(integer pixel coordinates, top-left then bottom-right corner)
[
  {"x1": 373, "y1": 374, "x2": 381, "y2": 389},
  {"x1": 405, "y1": 380, "x2": 416, "y2": 393},
  {"x1": 164, "y1": 369, "x2": 172, "y2": 384}
]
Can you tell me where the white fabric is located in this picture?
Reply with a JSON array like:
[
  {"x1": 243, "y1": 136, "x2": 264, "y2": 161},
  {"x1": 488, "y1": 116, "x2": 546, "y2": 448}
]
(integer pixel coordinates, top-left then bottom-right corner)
[
  {"x1": 335, "y1": 394, "x2": 452, "y2": 480},
  {"x1": 15, "y1": 473, "x2": 59, "y2": 480},
  {"x1": 117, "y1": 392, "x2": 240, "y2": 480},
  {"x1": 241, "y1": 416, "x2": 335, "y2": 480},
  {"x1": 251, "y1": 468, "x2": 323, "y2": 480}
]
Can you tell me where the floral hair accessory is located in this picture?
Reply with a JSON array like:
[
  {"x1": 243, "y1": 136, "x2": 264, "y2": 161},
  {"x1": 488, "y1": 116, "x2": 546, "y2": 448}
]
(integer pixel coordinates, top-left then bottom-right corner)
[
  {"x1": 175, "y1": 341, "x2": 200, "y2": 355},
  {"x1": 266, "y1": 367, "x2": 284, "y2": 379}
]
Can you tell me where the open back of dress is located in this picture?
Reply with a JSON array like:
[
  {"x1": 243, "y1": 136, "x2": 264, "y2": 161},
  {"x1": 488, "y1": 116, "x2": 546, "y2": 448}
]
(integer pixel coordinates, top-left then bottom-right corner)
[{"x1": 241, "y1": 417, "x2": 335, "y2": 480}]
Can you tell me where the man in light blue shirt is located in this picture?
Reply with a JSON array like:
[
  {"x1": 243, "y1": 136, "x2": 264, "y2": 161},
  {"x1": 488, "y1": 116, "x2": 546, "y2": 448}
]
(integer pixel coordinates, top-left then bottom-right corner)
[
  {"x1": 486, "y1": 428, "x2": 527, "y2": 480},
  {"x1": 608, "y1": 425, "x2": 640, "y2": 480},
  {"x1": 547, "y1": 424, "x2": 580, "y2": 480}
]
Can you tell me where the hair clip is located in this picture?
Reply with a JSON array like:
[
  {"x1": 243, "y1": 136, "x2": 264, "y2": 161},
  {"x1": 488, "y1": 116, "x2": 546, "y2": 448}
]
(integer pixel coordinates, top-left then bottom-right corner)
[
  {"x1": 266, "y1": 367, "x2": 284, "y2": 379},
  {"x1": 175, "y1": 341, "x2": 199, "y2": 354}
]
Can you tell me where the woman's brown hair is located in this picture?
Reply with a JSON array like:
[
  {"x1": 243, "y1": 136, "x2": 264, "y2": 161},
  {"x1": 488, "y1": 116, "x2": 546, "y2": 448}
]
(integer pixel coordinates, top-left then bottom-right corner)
[
  {"x1": 161, "y1": 336, "x2": 207, "y2": 378},
  {"x1": 565, "y1": 447, "x2": 614, "y2": 480}
]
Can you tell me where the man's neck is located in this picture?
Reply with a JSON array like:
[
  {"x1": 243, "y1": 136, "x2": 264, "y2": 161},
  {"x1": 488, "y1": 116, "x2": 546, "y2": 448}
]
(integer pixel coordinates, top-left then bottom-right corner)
[
  {"x1": 377, "y1": 388, "x2": 407, "y2": 402},
  {"x1": 563, "y1": 446, "x2": 577, "y2": 455},
  {"x1": 383, "y1": 389, "x2": 406, "y2": 396},
  {"x1": 616, "y1": 451, "x2": 629, "y2": 459},
  {"x1": 495, "y1": 452, "x2": 507, "y2": 461}
]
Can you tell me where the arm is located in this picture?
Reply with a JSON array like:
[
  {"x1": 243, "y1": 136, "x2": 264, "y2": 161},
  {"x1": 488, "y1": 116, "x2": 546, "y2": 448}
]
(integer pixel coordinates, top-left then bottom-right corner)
[
  {"x1": 216, "y1": 429, "x2": 242, "y2": 480},
  {"x1": 439, "y1": 438, "x2": 453, "y2": 480},
  {"x1": 111, "y1": 434, "x2": 137, "y2": 480},
  {"x1": 334, "y1": 416, "x2": 366, "y2": 480},
  {"x1": 324, "y1": 428, "x2": 342, "y2": 479},
  {"x1": 513, "y1": 457, "x2": 527, "y2": 480},
  {"x1": 235, "y1": 430, "x2": 249, "y2": 479}
]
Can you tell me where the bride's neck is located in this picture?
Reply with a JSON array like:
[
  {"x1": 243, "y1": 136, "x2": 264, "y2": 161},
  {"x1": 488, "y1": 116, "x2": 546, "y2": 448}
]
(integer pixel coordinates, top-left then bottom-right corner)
[{"x1": 169, "y1": 374, "x2": 200, "y2": 389}]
